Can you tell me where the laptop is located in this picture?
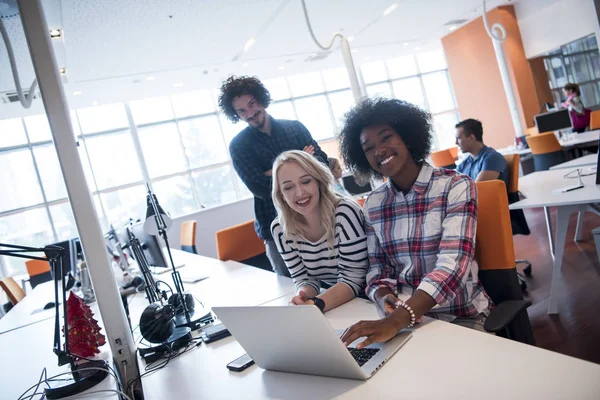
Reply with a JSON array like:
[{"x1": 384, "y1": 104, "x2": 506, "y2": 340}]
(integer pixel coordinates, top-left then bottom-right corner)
[{"x1": 212, "y1": 305, "x2": 412, "y2": 380}]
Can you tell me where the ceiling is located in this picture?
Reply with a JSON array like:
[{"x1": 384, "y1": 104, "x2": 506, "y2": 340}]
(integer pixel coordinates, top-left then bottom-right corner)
[{"x1": 0, "y1": 0, "x2": 518, "y2": 118}]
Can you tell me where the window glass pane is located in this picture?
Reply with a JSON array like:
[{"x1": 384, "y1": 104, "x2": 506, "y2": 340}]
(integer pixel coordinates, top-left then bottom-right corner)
[
  {"x1": 386, "y1": 56, "x2": 418, "y2": 78},
  {"x1": 587, "y1": 52, "x2": 600, "y2": 80},
  {"x1": 219, "y1": 115, "x2": 242, "y2": 147},
  {"x1": 322, "y1": 68, "x2": 350, "y2": 91},
  {"x1": 233, "y1": 172, "x2": 252, "y2": 199},
  {"x1": 0, "y1": 118, "x2": 27, "y2": 148},
  {"x1": 569, "y1": 54, "x2": 592, "y2": 82},
  {"x1": 24, "y1": 114, "x2": 52, "y2": 143},
  {"x1": 0, "y1": 148, "x2": 44, "y2": 212},
  {"x1": 85, "y1": 131, "x2": 143, "y2": 189},
  {"x1": 268, "y1": 101, "x2": 296, "y2": 120},
  {"x1": 177, "y1": 116, "x2": 229, "y2": 169},
  {"x1": 392, "y1": 77, "x2": 426, "y2": 109},
  {"x1": 361, "y1": 61, "x2": 387, "y2": 84},
  {"x1": 49, "y1": 202, "x2": 78, "y2": 241},
  {"x1": 328, "y1": 90, "x2": 355, "y2": 129},
  {"x1": 416, "y1": 51, "x2": 447, "y2": 73},
  {"x1": 100, "y1": 185, "x2": 147, "y2": 227},
  {"x1": 93, "y1": 194, "x2": 108, "y2": 233},
  {"x1": 287, "y1": 72, "x2": 324, "y2": 97},
  {"x1": 422, "y1": 71, "x2": 455, "y2": 113},
  {"x1": 262, "y1": 78, "x2": 290, "y2": 100},
  {"x1": 77, "y1": 103, "x2": 128, "y2": 134},
  {"x1": 191, "y1": 165, "x2": 238, "y2": 208},
  {"x1": 293, "y1": 95, "x2": 335, "y2": 141},
  {"x1": 366, "y1": 82, "x2": 392, "y2": 97},
  {"x1": 130, "y1": 96, "x2": 174, "y2": 125},
  {"x1": 138, "y1": 122, "x2": 187, "y2": 178},
  {"x1": 432, "y1": 112, "x2": 460, "y2": 151},
  {"x1": 152, "y1": 175, "x2": 197, "y2": 217},
  {"x1": 0, "y1": 208, "x2": 54, "y2": 275},
  {"x1": 171, "y1": 90, "x2": 215, "y2": 118},
  {"x1": 580, "y1": 83, "x2": 598, "y2": 108},
  {"x1": 32, "y1": 144, "x2": 68, "y2": 201}
]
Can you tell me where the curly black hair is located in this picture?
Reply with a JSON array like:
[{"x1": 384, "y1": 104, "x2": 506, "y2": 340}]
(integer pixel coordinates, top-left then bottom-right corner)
[
  {"x1": 218, "y1": 75, "x2": 271, "y2": 123},
  {"x1": 339, "y1": 97, "x2": 433, "y2": 181}
]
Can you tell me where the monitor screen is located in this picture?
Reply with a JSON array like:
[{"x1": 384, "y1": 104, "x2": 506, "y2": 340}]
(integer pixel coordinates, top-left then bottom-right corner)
[
  {"x1": 49, "y1": 239, "x2": 77, "y2": 279},
  {"x1": 535, "y1": 109, "x2": 572, "y2": 134},
  {"x1": 128, "y1": 222, "x2": 168, "y2": 268},
  {"x1": 342, "y1": 174, "x2": 373, "y2": 196}
]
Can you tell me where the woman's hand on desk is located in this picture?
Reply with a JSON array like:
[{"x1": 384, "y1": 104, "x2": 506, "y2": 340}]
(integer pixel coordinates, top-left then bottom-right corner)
[{"x1": 290, "y1": 287, "x2": 317, "y2": 305}]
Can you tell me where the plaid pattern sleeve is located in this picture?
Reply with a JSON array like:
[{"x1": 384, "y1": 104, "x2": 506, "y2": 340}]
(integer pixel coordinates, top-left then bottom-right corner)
[{"x1": 365, "y1": 211, "x2": 398, "y2": 302}]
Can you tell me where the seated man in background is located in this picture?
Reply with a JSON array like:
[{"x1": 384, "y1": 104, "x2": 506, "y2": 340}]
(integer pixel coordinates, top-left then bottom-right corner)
[{"x1": 455, "y1": 118, "x2": 509, "y2": 186}]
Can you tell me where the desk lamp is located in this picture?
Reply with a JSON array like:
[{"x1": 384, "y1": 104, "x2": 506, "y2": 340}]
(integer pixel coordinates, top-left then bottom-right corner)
[{"x1": 0, "y1": 243, "x2": 108, "y2": 399}]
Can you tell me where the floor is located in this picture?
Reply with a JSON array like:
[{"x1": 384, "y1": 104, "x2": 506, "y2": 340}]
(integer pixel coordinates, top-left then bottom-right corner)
[{"x1": 515, "y1": 207, "x2": 600, "y2": 364}]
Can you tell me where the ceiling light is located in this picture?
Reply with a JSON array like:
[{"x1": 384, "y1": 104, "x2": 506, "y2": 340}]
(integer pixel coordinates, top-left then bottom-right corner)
[
  {"x1": 145, "y1": 76, "x2": 155, "y2": 81},
  {"x1": 59, "y1": 68, "x2": 66, "y2": 74},
  {"x1": 278, "y1": 66, "x2": 285, "y2": 70},
  {"x1": 449, "y1": 25, "x2": 457, "y2": 32},
  {"x1": 73, "y1": 91, "x2": 82, "y2": 96},
  {"x1": 383, "y1": 3, "x2": 398, "y2": 16},
  {"x1": 49, "y1": 29, "x2": 61, "y2": 38},
  {"x1": 244, "y1": 38, "x2": 255, "y2": 52},
  {"x1": 173, "y1": 82, "x2": 184, "y2": 88},
  {"x1": 92, "y1": 101, "x2": 98, "y2": 106},
  {"x1": 403, "y1": 42, "x2": 409, "y2": 46}
]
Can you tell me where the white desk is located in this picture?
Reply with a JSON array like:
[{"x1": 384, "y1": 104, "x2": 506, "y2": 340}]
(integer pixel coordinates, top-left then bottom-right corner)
[
  {"x1": 141, "y1": 296, "x2": 600, "y2": 400},
  {"x1": 0, "y1": 281, "x2": 56, "y2": 335},
  {"x1": 549, "y1": 153, "x2": 598, "y2": 170},
  {"x1": 498, "y1": 129, "x2": 600, "y2": 156},
  {"x1": 509, "y1": 169, "x2": 600, "y2": 314}
]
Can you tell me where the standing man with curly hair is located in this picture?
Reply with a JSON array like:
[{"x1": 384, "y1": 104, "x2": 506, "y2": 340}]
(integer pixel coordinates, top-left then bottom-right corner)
[{"x1": 218, "y1": 75, "x2": 329, "y2": 277}]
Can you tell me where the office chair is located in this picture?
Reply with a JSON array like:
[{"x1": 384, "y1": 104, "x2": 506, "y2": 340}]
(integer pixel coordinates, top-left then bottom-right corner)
[
  {"x1": 215, "y1": 220, "x2": 271, "y2": 271},
  {"x1": 180, "y1": 220, "x2": 198, "y2": 254},
  {"x1": 356, "y1": 198, "x2": 366, "y2": 208},
  {"x1": 0, "y1": 277, "x2": 26, "y2": 305},
  {"x1": 524, "y1": 127, "x2": 538, "y2": 136},
  {"x1": 527, "y1": 132, "x2": 565, "y2": 171},
  {"x1": 448, "y1": 146, "x2": 459, "y2": 160},
  {"x1": 25, "y1": 259, "x2": 53, "y2": 289},
  {"x1": 503, "y1": 154, "x2": 532, "y2": 290},
  {"x1": 590, "y1": 110, "x2": 600, "y2": 130},
  {"x1": 430, "y1": 149, "x2": 456, "y2": 169},
  {"x1": 475, "y1": 180, "x2": 536, "y2": 344}
]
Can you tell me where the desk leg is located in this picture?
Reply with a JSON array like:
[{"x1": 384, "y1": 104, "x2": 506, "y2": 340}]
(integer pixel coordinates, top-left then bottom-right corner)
[
  {"x1": 548, "y1": 205, "x2": 577, "y2": 314},
  {"x1": 544, "y1": 207, "x2": 555, "y2": 259},
  {"x1": 574, "y1": 212, "x2": 584, "y2": 242}
]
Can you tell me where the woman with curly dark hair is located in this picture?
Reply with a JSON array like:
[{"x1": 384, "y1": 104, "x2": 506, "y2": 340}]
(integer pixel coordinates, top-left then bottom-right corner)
[
  {"x1": 339, "y1": 98, "x2": 491, "y2": 349},
  {"x1": 217, "y1": 75, "x2": 329, "y2": 277}
]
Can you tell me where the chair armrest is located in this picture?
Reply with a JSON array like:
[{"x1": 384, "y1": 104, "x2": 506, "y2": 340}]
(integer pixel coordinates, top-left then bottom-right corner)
[{"x1": 484, "y1": 300, "x2": 531, "y2": 333}]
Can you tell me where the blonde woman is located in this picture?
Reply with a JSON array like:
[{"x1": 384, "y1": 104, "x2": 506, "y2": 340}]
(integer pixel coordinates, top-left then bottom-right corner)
[{"x1": 270, "y1": 150, "x2": 368, "y2": 312}]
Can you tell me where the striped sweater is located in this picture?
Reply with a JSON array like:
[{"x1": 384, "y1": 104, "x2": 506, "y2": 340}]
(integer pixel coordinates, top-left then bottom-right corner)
[{"x1": 271, "y1": 199, "x2": 368, "y2": 296}]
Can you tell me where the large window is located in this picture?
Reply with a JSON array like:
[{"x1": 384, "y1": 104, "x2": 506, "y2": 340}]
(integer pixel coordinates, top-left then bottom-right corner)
[{"x1": 0, "y1": 50, "x2": 458, "y2": 276}]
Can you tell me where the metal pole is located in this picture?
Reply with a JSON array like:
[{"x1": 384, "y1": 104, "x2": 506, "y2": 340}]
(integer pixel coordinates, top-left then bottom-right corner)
[
  {"x1": 17, "y1": 0, "x2": 142, "y2": 395},
  {"x1": 340, "y1": 37, "x2": 365, "y2": 102}
]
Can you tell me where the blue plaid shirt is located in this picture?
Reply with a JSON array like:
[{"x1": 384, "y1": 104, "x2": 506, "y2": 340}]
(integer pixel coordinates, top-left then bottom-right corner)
[{"x1": 229, "y1": 118, "x2": 328, "y2": 240}]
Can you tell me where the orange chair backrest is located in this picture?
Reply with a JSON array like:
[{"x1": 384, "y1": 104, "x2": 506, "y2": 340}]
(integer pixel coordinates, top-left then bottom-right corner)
[
  {"x1": 216, "y1": 220, "x2": 264, "y2": 262},
  {"x1": 448, "y1": 146, "x2": 459, "y2": 159},
  {"x1": 430, "y1": 149, "x2": 455, "y2": 167},
  {"x1": 356, "y1": 198, "x2": 365, "y2": 207},
  {"x1": 524, "y1": 127, "x2": 538, "y2": 136},
  {"x1": 475, "y1": 181, "x2": 516, "y2": 271},
  {"x1": 180, "y1": 220, "x2": 197, "y2": 247},
  {"x1": 503, "y1": 154, "x2": 520, "y2": 193},
  {"x1": 526, "y1": 132, "x2": 562, "y2": 155},
  {"x1": 590, "y1": 110, "x2": 600, "y2": 130},
  {"x1": 0, "y1": 277, "x2": 26, "y2": 305},
  {"x1": 25, "y1": 259, "x2": 51, "y2": 277}
]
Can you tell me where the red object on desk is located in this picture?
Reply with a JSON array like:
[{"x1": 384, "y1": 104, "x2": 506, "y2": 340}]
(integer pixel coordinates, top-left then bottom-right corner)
[{"x1": 64, "y1": 293, "x2": 106, "y2": 358}]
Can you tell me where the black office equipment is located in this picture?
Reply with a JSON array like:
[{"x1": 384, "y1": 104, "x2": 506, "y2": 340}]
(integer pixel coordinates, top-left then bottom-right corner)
[
  {"x1": 341, "y1": 174, "x2": 373, "y2": 196},
  {"x1": 128, "y1": 222, "x2": 168, "y2": 269},
  {"x1": 596, "y1": 138, "x2": 600, "y2": 185},
  {"x1": 534, "y1": 109, "x2": 572, "y2": 134}
]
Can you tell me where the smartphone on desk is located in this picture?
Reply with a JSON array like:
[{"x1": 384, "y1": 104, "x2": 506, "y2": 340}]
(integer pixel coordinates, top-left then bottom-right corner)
[
  {"x1": 201, "y1": 322, "x2": 231, "y2": 343},
  {"x1": 227, "y1": 353, "x2": 254, "y2": 372}
]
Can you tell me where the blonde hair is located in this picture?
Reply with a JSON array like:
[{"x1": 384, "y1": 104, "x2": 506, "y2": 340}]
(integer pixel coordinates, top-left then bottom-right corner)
[{"x1": 272, "y1": 150, "x2": 340, "y2": 247}]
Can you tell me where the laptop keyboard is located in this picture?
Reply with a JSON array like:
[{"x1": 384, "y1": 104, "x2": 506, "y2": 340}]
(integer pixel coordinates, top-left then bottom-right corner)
[{"x1": 347, "y1": 347, "x2": 380, "y2": 367}]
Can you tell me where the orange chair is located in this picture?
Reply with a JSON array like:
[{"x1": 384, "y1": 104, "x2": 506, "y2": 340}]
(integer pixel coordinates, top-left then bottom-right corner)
[
  {"x1": 524, "y1": 127, "x2": 538, "y2": 136},
  {"x1": 180, "y1": 220, "x2": 198, "y2": 254},
  {"x1": 0, "y1": 277, "x2": 26, "y2": 305},
  {"x1": 356, "y1": 198, "x2": 365, "y2": 207},
  {"x1": 430, "y1": 149, "x2": 456, "y2": 169},
  {"x1": 448, "y1": 146, "x2": 459, "y2": 160},
  {"x1": 526, "y1": 132, "x2": 565, "y2": 171},
  {"x1": 25, "y1": 259, "x2": 53, "y2": 289},
  {"x1": 216, "y1": 220, "x2": 271, "y2": 271},
  {"x1": 590, "y1": 110, "x2": 600, "y2": 130}
]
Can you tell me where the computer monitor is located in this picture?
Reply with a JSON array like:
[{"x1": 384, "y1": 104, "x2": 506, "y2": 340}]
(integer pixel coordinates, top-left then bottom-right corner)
[
  {"x1": 49, "y1": 239, "x2": 77, "y2": 279},
  {"x1": 341, "y1": 174, "x2": 373, "y2": 196},
  {"x1": 128, "y1": 222, "x2": 168, "y2": 269},
  {"x1": 534, "y1": 109, "x2": 572, "y2": 134}
]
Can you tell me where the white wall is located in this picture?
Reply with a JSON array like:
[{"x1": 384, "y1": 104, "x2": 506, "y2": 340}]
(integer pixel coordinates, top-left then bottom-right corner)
[
  {"x1": 166, "y1": 197, "x2": 255, "y2": 259},
  {"x1": 516, "y1": 0, "x2": 600, "y2": 58}
]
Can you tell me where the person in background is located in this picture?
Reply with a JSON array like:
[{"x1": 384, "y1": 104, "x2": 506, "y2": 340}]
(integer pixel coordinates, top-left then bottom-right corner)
[
  {"x1": 455, "y1": 118, "x2": 509, "y2": 187},
  {"x1": 218, "y1": 76, "x2": 328, "y2": 277},
  {"x1": 271, "y1": 150, "x2": 368, "y2": 313},
  {"x1": 562, "y1": 83, "x2": 590, "y2": 133},
  {"x1": 338, "y1": 98, "x2": 491, "y2": 349},
  {"x1": 328, "y1": 157, "x2": 351, "y2": 197}
]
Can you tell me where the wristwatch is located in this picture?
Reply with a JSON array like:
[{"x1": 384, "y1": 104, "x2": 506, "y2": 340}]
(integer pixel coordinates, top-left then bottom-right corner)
[{"x1": 309, "y1": 297, "x2": 325, "y2": 313}]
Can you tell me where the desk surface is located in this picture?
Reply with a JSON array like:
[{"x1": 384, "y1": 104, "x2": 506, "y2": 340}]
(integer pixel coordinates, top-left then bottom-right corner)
[
  {"x1": 510, "y1": 168, "x2": 600, "y2": 209},
  {"x1": 0, "y1": 281, "x2": 56, "y2": 335},
  {"x1": 550, "y1": 153, "x2": 598, "y2": 170},
  {"x1": 498, "y1": 130, "x2": 600, "y2": 156},
  {"x1": 141, "y1": 296, "x2": 600, "y2": 400}
]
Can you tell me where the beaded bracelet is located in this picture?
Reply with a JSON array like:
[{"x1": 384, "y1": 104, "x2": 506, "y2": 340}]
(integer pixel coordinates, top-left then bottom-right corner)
[{"x1": 394, "y1": 299, "x2": 416, "y2": 328}]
